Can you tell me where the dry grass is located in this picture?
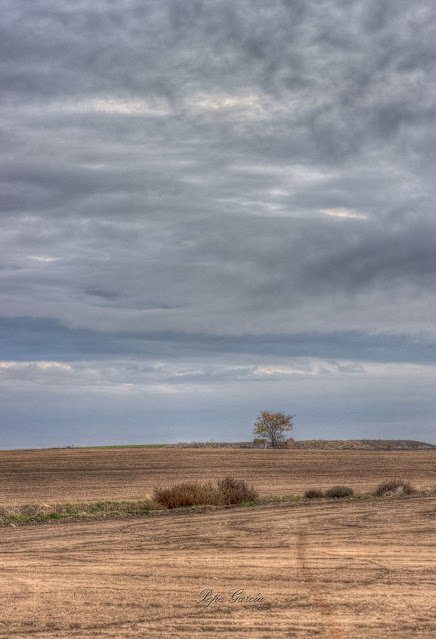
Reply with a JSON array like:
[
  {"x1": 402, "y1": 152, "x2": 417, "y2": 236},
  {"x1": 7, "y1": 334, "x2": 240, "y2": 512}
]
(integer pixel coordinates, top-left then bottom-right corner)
[
  {"x1": 216, "y1": 476, "x2": 259, "y2": 504},
  {"x1": 324, "y1": 485, "x2": 354, "y2": 498},
  {"x1": 373, "y1": 479, "x2": 415, "y2": 497},
  {"x1": 304, "y1": 488, "x2": 324, "y2": 499},
  {"x1": 153, "y1": 481, "x2": 223, "y2": 508},
  {"x1": 0, "y1": 498, "x2": 164, "y2": 524},
  {"x1": 153, "y1": 477, "x2": 258, "y2": 508}
]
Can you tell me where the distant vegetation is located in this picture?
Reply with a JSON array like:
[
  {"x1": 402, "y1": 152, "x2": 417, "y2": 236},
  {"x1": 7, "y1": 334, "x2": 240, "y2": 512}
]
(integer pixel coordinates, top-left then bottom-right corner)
[
  {"x1": 82, "y1": 444, "x2": 172, "y2": 449},
  {"x1": 1, "y1": 479, "x2": 427, "y2": 526},
  {"x1": 304, "y1": 480, "x2": 417, "y2": 500},
  {"x1": 253, "y1": 410, "x2": 294, "y2": 448},
  {"x1": 78, "y1": 439, "x2": 436, "y2": 450}
]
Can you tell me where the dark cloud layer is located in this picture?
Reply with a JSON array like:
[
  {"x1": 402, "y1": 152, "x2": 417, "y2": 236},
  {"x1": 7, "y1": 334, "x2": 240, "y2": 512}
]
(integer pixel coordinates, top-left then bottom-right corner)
[
  {"x1": 1, "y1": 1, "x2": 435, "y2": 447},
  {"x1": 2, "y1": 318, "x2": 436, "y2": 364}
]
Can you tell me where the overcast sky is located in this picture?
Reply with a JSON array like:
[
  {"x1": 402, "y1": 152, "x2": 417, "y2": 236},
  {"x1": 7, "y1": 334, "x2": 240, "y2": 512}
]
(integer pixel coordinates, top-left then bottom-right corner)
[{"x1": 1, "y1": 0, "x2": 435, "y2": 448}]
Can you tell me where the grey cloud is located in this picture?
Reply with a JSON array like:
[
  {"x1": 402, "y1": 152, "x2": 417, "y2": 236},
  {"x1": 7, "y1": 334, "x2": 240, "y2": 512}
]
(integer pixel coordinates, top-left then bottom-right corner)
[
  {"x1": 299, "y1": 220, "x2": 436, "y2": 294},
  {"x1": 1, "y1": 0, "x2": 435, "y2": 446},
  {"x1": 3, "y1": 315, "x2": 436, "y2": 364}
]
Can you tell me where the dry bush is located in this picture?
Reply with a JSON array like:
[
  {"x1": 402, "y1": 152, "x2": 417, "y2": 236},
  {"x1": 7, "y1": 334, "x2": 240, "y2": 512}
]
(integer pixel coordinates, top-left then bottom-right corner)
[
  {"x1": 324, "y1": 485, "x2": 354, "y2": 498},
  {"x1": 153, "y1": 481, "x2": 222, "y2": 508},
  {"x1": 193, "y1": 481, "x2": 223, "y2": 505},
  {"x1": 373, "y1": 479, "x2": 415, "y2": 497},
  {"x1": 217, "y1": 476, "x2": 259, "y2": 505},
  {"x1": 154, "y1": 477, "x2": 258, "y2": 508},
  {"x1": 304, "y1": 489, "x2": 324, "y2": 499}
]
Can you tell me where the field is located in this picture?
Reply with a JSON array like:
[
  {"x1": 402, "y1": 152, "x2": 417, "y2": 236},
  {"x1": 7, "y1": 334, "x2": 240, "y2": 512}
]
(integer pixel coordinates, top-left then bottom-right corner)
[
  {"x1": 1, "y1": 447, "x2": 435, "y2": 505},
  {"x1": 0, "y1": 447, "x2": 435, "y2": 638}
]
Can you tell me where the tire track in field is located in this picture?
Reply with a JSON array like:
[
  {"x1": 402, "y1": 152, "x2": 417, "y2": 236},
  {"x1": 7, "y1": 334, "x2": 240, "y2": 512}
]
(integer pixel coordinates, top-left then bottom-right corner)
[{"x1": 297, "y1": 530, "x2": 345, "y2": 639}]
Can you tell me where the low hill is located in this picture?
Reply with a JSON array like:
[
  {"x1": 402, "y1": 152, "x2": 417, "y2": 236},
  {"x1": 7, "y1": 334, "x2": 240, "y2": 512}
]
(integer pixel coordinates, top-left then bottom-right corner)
[
  {"x1": 169, "y1": 439, "x2": 436, "y2": 450},
  {"x1": 293, "y1": 439, "x2": 436, "y2": 450}
]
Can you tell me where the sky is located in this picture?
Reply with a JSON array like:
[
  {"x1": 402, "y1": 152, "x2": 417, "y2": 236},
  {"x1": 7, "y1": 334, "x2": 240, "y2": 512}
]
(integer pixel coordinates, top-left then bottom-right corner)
[{"x1": 1, "y1": 0, "x2": 436, "y2": 449}]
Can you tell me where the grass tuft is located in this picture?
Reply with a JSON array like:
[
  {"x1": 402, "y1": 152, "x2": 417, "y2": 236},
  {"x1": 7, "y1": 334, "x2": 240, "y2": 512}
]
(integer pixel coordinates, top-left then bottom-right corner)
[
  {"x1": 324, "y1": 485, "x2": 354, "y2": 498},
  {"x1": 0, "y1": 498, "x2": 163, "y2": 525},
  {"x1": 372, "y1": 479, "x2": 415, "y2": 497},
  {"x1": 304, "y1": 489, "x2": 324, "y2": 499}
]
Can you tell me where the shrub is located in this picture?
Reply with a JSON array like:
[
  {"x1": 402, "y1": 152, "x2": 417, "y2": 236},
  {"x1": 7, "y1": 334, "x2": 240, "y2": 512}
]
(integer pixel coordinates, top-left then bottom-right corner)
[
  {"x1": 304, "y1": 489, "x2": 324, "y2": 499},
  {"x1": 153, "y1": 481, "x2": 221, "y2": 509},
  {"x1": 217, "y1": 476, "x2": 259, "y2": 505},
  {"x1": 373, "y1": 479, "x2": 415, "y2": 497},
  {"x1": 153, "y1": 477, "x2": 259, "y2": 508},
  {"x1": 325, "y1": 485, "x2": 354, "y2": 498}
]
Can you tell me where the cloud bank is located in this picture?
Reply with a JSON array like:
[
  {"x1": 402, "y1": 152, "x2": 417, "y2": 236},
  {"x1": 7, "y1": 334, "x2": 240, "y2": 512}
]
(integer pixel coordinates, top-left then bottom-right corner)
[{"x1": 1, "y1": 0, "x2": 435, "y2": 447}]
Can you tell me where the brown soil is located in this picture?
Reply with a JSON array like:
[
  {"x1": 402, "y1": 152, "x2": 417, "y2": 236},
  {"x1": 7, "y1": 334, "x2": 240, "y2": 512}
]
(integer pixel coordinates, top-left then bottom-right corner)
[
  {"x1": 0, "y1": 496, "x2": 435, "y2": 638},
  {"x1": 0, "y1": 448, "x2": 435, "y2": 506}
]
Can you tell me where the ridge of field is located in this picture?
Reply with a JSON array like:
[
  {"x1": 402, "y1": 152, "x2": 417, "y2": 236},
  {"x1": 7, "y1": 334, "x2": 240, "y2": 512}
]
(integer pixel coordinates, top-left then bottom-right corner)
[
  {"x1": 1, "y1": 447, "x2": 435, "y2": 506},
  {"x1": 294, "y1": 439, "x2": 436, "y2": 450},
  {"x1": 0, "y1": 496, "x2": 434, "y2": 638},
  {"x1": 5, "y1": 439, "x2": 435, "y2": 452},
  {"x1": 86, "y1": 439, "x2": 436, "y2": 450}
]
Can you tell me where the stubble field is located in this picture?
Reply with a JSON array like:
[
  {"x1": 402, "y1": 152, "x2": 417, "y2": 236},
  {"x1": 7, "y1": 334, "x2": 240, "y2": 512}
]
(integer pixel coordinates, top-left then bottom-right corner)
[
  {"x1": 1, "y1": 447, "x2": 435, "y2": 505},
  {"x1": 0, "y1": 447, "x2": 435, "y2": 638}
]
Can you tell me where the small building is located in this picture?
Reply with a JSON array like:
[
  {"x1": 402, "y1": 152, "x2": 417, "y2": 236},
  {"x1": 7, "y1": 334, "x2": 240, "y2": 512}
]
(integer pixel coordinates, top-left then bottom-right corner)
[{"x1": 273, "y1": 438, "x2": 295, "y2": 449}]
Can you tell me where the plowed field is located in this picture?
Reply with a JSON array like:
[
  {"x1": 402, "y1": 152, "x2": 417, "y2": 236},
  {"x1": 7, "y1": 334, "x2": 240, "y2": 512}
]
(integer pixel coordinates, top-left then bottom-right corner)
[
  {"x1": 0, "y1": 496, "x2": 435, "y2": 638},
  {"x1": 0, "y1": 448, "x2": 435, "y2": 638},
  {"x1": 1, "y1": 447, "x2": 435, "y2": 505}
]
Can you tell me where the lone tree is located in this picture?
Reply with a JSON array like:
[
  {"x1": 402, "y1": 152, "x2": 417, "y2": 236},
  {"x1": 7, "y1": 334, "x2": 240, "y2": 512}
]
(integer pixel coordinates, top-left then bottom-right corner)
[{"x1": 253, "y1": 410, "x2": 294, "y2": 448}]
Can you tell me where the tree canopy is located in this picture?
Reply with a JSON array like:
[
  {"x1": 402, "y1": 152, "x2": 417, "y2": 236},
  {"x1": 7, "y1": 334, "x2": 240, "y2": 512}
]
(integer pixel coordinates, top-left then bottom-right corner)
[{"x1": 253, "y1": 410, "x2": 294, "y2": 448}]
